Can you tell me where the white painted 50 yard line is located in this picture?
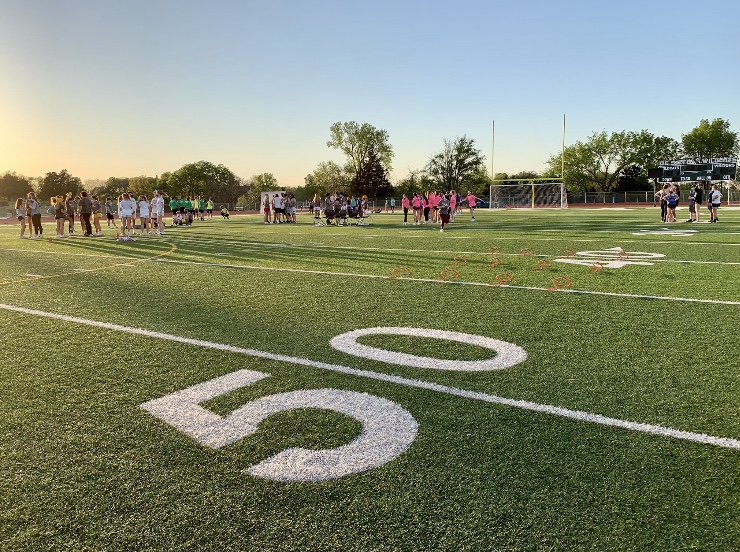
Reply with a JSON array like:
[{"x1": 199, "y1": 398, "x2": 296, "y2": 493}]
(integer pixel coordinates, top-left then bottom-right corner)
[{"x1": 1, "y1": 302, "x2": 738, "y2": 451}]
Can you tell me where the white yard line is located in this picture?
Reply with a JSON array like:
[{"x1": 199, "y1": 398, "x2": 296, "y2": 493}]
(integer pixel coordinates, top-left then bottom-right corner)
[
  {"x1": 150, "y1": 258, "x2": 740, "y2": 306},
  {"x1": 0, "y1": 302, "x2": 737, "y2": 451}
]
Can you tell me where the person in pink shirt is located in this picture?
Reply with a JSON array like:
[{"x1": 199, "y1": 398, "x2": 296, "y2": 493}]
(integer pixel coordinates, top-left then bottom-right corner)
[
  {"x1": 431, "y1": 191, "x2": 440, "y2": 223},
  {"x1": 423, "y1": 191, "x2": 431, "y2": 224},
  {"x1": 401, "y1": 194, "x2": 410, "y2": 225},
  {"x1": 411, "y1": 193, "x2": 421, "y2": 224},
  {"x1": 466, "y1": 191, "x2": 480, "y2": 221},
  {"x1": 449, "y1": 190, "x2": 457, "y2": 222}
]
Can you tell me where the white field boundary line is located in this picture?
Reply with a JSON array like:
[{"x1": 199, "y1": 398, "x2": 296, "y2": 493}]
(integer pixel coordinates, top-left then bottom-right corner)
[
  {"x1": 0, "y1": 247, "x2": 130, "y2": 259},
  {"x1": 0, "y1": 301, "x2": 738, "y2": 452},
  {"x1": 160, "y1": 234, "x2": 740, "y2": 258},
  {"x1": 4, "y1": 245, "x2": 740, "y2": 304},
  {"x1": 150, "y1": 258, "x2": 740, "y2": 306},
  {"x1": 6, "y1": 241, "x2": 740, "y2": 269}
]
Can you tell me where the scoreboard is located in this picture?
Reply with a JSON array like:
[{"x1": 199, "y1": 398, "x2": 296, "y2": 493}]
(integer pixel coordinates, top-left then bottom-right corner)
[{"x1": 654, "y1": 158, "x2": 737, "y2": 183}]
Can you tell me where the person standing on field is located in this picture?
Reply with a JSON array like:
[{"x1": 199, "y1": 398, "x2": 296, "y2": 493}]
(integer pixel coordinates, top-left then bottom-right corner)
[
  {"x1": 26, "y1": 192, "x2": 43, "y2": 238},
  {"x1": 708, "y1": 183, "x2": 722, "y2": 223},
  {"x1": 466, "y1": 190, "x2": 480, "y2": 221},
  {"x1": 439, "y1": 193, "x2": 451, "y2": 232},
  {"x1": 105, "y1": 197, "x2": 117, "y2": 228},
  {"x1": 15, "y1": 198, "x2": 27, "y2": 238},
  {"x1": 78, "y1": 191, "x2": 93, "y2": 236},
  {"x1": 693, "y1": 183, "x2": 704, "y2": 223},
  {"x1": 152, "y1": 190, "x2": 166, "y2": 234}
]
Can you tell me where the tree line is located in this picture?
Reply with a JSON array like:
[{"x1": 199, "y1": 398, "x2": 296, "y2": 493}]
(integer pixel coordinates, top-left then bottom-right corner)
[{"x1": 3, "y1": 118, "x2": 737, "y2": 206}]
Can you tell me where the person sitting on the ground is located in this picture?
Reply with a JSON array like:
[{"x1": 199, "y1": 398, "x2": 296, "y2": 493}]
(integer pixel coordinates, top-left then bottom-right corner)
[{"x1": 221, "y1": 206, "x2": 230, "y2": 219}]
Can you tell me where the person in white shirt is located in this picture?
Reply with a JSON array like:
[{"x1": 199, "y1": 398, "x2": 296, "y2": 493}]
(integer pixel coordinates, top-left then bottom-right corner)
[
  {"x1": 138, "y1": 195, "x2": 151, "y2": 235},
  {"x1": 117, "y1": 193, "x2": 135, "y2": 235},
  {"x1": 709, "y1": 183, "x2": 722, "y2": 223},
  {"x1": 152, "y1": 190, "x2": 166, "y2": 234}
]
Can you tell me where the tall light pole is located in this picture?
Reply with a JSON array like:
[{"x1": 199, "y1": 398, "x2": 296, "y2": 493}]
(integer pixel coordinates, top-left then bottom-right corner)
[
  {"x1": 491, "y1": 120, "x2": 495, "y2": 180},
  {"x1": 490, "y1": 120, "x2": 495, "y2": 208}
]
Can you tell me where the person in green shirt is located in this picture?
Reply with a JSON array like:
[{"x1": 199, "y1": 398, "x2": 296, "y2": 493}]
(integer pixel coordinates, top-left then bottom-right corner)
[
  {"x1": 198, "y1": 197, "x2": 205, "y2": 220},
  {"x1": 169, "y1": 197, "x2": 177, "y2": 213},
  {"x1": 206, "y1": 198, "x2": 214, "y2": 219}
]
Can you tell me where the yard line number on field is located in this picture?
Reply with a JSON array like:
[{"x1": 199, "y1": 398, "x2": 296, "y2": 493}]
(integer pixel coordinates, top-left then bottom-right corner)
[{"x1": 1, "y1": 303, "x2": 739, "y2": 485}]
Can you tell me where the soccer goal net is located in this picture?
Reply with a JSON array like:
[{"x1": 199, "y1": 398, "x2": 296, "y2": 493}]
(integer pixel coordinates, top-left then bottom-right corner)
[{"x1": 489, "y1": 180, "x2": 568, "y2": 209}]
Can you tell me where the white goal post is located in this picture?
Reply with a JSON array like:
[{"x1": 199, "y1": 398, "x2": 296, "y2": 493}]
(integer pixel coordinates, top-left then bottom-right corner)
[{"x1": 489, "y1": 179, "x2": 568, "y2": 209}]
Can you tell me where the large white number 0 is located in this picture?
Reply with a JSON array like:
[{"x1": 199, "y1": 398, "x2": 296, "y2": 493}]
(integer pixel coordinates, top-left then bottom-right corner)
[{"x1": 140, "y1": 369, "x2": 418, "y2": 482}]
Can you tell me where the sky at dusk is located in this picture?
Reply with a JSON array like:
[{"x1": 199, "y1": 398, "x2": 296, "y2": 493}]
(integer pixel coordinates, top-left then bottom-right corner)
[{"x1": 2, "y1": 0, "x2": 739, "y2": 186}]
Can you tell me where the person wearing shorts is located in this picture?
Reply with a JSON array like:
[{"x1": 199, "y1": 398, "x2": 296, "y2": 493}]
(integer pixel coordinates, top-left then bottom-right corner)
[
  {"x1": 138, "y1": 195, "x2": 151, "y2": 235},
  {"x1": 152, "y1": 190, "x2": 166, "y2": 234},
  {"x1": 206, "y1": 198, "x2": 214, "y2": 219},
  {"x1": 262, "y1": 194, "x2": 271, "y2": 223},
  {"x1": 15, "y1": 198, "x2": 27, "y2": 238},
  {"x1": 105, "y1": 197, "x2": 117, "y2": 228},
  {"x1": 312, "y1": 193, "x2": 321, "y2": 223},
  {"x1": 52, "y1": 196, "x2": 67, "y2": 237},
  {"x1": 412, "y1": 192, "x2": 421, "y2": 225},
  {"x1": 466, "y1": 191, "x2": 480, "y2": 221},
  {"x1": 91, "y1": 195, "x2": 103, "y2": 235},
  {"x1": 272, "y1": 193, "x2": 282, "y2": 223},
  {"x1": 289, "y1": 194, "x2": 297, "y2": 223},
  {"x1": 694, "y1": 183, "x2": 704, "y2": 223},
  {"x1": 117, "y1": 193, "x2": 134, "y2": 235},
  {"x1": 709, "y1": 183, "x2": 722, "y2": 223}
]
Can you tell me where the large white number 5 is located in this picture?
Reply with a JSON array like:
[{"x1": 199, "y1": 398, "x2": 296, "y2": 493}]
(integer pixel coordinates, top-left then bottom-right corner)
[{"x1": 140, "y1": 369, "x2": 418, "y2": 482}]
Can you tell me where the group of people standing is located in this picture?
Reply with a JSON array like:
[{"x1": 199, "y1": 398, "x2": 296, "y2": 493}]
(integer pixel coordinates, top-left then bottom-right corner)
[
  {"x1": 263, "y1": 192, "x2": 298, "y2": 224},
  {"x1": 169, "y1": 196, "x2": 215, "y2": 221},
  {"x1": 400, "y1": 190, "x2": 481, "y2": 230},
  {"x1": 656, "y1": 182, "x2": 723, "y2": 223},
  {"x1": 113, "y1": 191, "x2": 167, "y2": 236},
  {"x1": 13, "y1": 190, "x2": 167, "y2": 239}
]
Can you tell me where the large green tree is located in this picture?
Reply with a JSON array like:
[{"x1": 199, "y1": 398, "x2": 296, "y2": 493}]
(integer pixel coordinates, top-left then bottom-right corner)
[
  {"x1": 303, "y1": 161, "x2": 351, "y2": 198},
  {"x1": 394, "y1": 169, "x2": 435, "y2": 197},
  {"x1": 103, "y1": 177, "x2": 130, "y2": 198},
  {"x1": 426, "y1": 136, "x2": 486, "y2": 191},
  {"x1": 681, "y1": 118, "x2": 739, "y2": 159},
  {"x1": 127, "y1": 176, "x2": 159, "y2": 198},
  {"x1": 246, "y1": 173, "x2": 279, "y2": 205},
  {"x1": 546, "y1": 130, "x2": 680, "y2": 192},
  {"x1": 0, "y1": 172, "x2": 33, "y2": 199},
  {"x1": 327, "y1": 121, "x2": 393, "y2": 179},
  {"x1": 167, "y1": 161, "x2": 240, "y2": 203},
  {"x1": 39, "y1": 169, "x2": 82, "y2": 199},
  {"x1": 350, "y1": 144, "x2": 393, "y2": 197}
]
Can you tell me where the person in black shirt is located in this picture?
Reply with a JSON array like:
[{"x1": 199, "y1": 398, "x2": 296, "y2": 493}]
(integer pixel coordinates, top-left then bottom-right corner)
[{"x1": 693, "y1": 183, "x2": 704, "y2": 223}]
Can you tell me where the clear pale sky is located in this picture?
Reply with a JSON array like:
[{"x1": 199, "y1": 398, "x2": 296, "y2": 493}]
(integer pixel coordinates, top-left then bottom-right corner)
[{"x1": 2, "y1": 0, "x2": 738, "y2": 186}]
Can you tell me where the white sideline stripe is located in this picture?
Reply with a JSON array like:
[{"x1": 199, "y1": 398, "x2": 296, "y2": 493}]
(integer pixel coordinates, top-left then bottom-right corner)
[
  {"x1": 165, "y1": 234, "x2": 740, "y2": 258},
  {"x1": 0, "y1": 301, "x2": 738, "y2": 452},
  {"x1": 151, "y1": 258, "x2": 740, "y2": 306},
  {"x1": 6, "y1": 240, "x2": 740, "y2": 268},
  {"x1": 0, "y1": 247, "x2": 128, "y2": 259}
]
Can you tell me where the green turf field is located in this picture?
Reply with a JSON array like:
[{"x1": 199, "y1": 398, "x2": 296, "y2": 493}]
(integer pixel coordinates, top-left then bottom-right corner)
[{"x1": 1, "y1": 206, "x2": 739, "y2": 551}]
